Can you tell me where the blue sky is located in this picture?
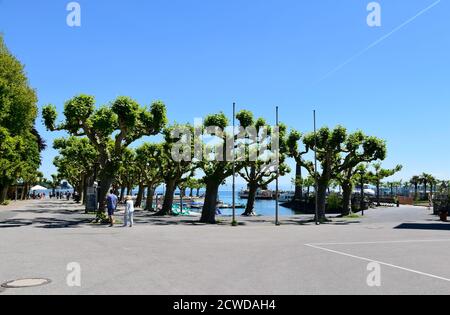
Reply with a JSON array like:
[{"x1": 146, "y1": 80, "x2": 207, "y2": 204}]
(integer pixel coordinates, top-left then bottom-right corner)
[{"x1": 1, "y1": 0, "x2": 449, "y2": 188}]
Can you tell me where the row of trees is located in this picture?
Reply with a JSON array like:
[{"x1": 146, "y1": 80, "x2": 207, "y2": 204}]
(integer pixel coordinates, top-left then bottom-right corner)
[
  {"x1": 287, "y1": 127, "x2": 388, "y2": 219},
  {"x1": 0, "y1": 36, "x2": 45, "y2": 203},
  {"x1": 44, "y1": 101, "x2": 283, "y2": 223},
  {"x1": 409, "y1": 173, "x2": 441, "y2": 200},
  {"x1": 44, "y1": 90, "x2": 397, "y2": 223}
]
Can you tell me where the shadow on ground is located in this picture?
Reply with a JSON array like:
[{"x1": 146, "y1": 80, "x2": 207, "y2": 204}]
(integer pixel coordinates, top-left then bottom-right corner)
[
  {"x1": 0, "y1": 217, "x2": 92, "y2": 229},
  {"x1": 395, "y1": 223, "x2": 450, "y2": 231}
]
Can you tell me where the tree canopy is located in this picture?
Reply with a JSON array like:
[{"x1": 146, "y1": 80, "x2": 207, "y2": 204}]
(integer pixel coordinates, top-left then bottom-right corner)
[
  {"x1": 42, "y1": 94, "x2": 167, "y2": 214},
  {"x1": 0, "y1": 35, "x2": 42, "y2": 203}
]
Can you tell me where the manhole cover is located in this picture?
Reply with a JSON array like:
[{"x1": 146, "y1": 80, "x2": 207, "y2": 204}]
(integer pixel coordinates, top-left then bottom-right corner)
[{"x1": 1, "y1": 278, "x2": 51, "y2": 289}]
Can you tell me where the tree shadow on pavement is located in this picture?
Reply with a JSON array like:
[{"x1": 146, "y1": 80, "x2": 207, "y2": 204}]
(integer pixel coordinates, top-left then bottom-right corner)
[
  {"x1": 13, "y1": 208, "x2": 86, "y2": 215},
  {"x1": 395, "y1": 223, "x2": 450, "y2": 231},
  {"x1": 0, "y1": 217, "x2": 91, "y2": 229}
]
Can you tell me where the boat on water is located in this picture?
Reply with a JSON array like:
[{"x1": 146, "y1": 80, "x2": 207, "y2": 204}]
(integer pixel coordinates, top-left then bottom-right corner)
[
  {"x1": 239, "y1": 189, "x2": 275, "y2": 200},
  {"x1": 190, "y1": 201, "x2": 246, "y2": 209},
  {"x1": 354, "y1": 185, "x2": 376, "y2": 196},
  {"x1": 279, "y1": 191, "x2": 295, "y2": 202},
  {"x1": 171, "y1": 204, "x2": 201, "y2": 216},
  {"x1": 216, "y1": 201, "x2": 246, "y2": 209}
]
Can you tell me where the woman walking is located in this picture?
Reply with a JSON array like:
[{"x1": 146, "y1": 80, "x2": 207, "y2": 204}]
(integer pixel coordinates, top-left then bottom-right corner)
[{"x1": 124, "y1": 196, "x2": 135, "y2": 227}]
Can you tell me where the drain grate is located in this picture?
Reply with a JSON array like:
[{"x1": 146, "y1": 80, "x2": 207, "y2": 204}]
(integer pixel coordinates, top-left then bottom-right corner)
[{"x1": 1, "y1": 278, "x2": 51, "y2": 289}]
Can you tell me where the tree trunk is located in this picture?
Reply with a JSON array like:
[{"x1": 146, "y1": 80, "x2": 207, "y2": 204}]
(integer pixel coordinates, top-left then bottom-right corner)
[
  {"x1": 200, "y1": 180, "x2": 220, "y2": 224},
  {"x1": 82, "y1": 179, "x2": 88, "y2": 205},
  {"x1": 316, "y1": 179, "x2": 328, "y2": 221},
  {"x1": 126, "y1": 186, "x2": 132, "y2": 197},
  {"x1": 135, "y1": 184, "x2": 144, "y2": 208},
  {"x1": 119, "y1": 186, "x2": 126, "y2": 202},
  {"x1": 159, "y1": 179, "x2": 176, "y2": 215},
  {"x1": 341, "y1": 182, "x2": 353, "y2": 216},
  {"x1": 360, "y1": 180, "x2": 365, "y2": 211},
  {"x1": 20, "y1": 183, "x2": 26, "y2": 200},
  {"x1": 243, "y1": 181, "x2": 258, "y2": 216},
  {"x1": 189, "y1": 188, "x2": 193, "y2": 197},
  {"x1": 196, "y1": 188, "x2": 201, "y2": 197},
  {"x1": 376, "y1": 181, "x2": 381, "y2": 206},
  {"x1": 145, "y1": 185, "x2": 155, "y2": 211},
  {"x1": 97, "y1": 176, "x2": 114, "y2": 214},
  {"x1": 0, "y1": 184, "x2": 8, "y2": 203},
  {"x1": 294, "y1": 162, "x2": 303, "y2": 201}
]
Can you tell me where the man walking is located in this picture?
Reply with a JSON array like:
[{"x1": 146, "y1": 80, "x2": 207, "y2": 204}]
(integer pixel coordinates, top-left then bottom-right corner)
[{"x1": 106, "y1": 189, "x2": 118, "y2": 227}]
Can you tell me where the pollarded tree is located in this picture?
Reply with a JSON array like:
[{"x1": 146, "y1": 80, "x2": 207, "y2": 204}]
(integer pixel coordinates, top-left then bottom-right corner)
[
  {"x1": 336, "y1": 165, "x2": 359, "y2": 215},
  {"x1": 197, "y1": 111, "x2": 261, "y2": 224},
  {"x1": 53, "y1": 137, "x2": 98, "y2": 203},
  {"x1": 42, "y1": 95, "x2": 167, "y2": 215},
  {"x1": 135, "y1": 143, "x2": 164, "y2": 211},
  {"x1": 238, "y1": 113, "x2": 290, "y2": 216},
  {"x1": 368, "y1": 163, "x2": 402, "y2": 206},
  {"x1": 187, "y1": 178, "x2": 196, "y2": 197},
  {"x1": 114, "y1": 148, "x2": 137, "y2": 202},
  {"x1": 299, "y1": 127, "x2": 386, "y2": 221},
  {"x1": 287, "y1": 130, "x2": 309, "y2": 202},
  {"x1": 157, "y1": 124, "x2": 197, "y2": 215},
  {"x1": 195, "y1": 179, "x2": 205, "y2": 197}
]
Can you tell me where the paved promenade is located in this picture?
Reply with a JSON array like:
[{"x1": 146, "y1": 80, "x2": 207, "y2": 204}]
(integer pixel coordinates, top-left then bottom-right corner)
[{"x1": 1, "y1": 199, "x2": 450, "y2": 295}]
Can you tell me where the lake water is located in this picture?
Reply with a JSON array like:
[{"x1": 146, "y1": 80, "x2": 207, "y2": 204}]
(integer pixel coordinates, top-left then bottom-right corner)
[
  {"x1": 216, "y1": 190, "x2": 295, "y2": 216},
  {"x1": 34, "y1": 188, "x2": 296, "y2": 216}
]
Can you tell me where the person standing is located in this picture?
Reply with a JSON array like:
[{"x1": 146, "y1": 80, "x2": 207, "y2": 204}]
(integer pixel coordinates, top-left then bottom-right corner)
[
  {"x1": 106, "y1": 190, "x2": 118, "y2": 227},
  {"x1": 124, "y1": 196, "x2": 135, "y2": 228}
]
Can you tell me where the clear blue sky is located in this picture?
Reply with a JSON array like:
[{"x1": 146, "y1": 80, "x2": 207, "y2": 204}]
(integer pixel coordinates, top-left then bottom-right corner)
[{"x1": 1, "y1": 0, "x2": 449, "y2": 188}]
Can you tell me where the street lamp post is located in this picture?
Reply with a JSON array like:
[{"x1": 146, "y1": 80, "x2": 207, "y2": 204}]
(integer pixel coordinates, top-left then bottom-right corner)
[
  {"x1": 232, "y1": 102, "x2": 237, "y2": 226},
  {"x1": 360, "y1": 169, "x2": 365, "y2": 216},
  {"x1": 275, "y1": 106, "x2": 280, "y2": 226},
  {"x1": 314, "y1": 110, "x2": 319, "y2": 225}
]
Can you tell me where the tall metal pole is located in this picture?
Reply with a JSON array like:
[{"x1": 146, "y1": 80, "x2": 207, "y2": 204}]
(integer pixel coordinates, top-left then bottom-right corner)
[
  {"x1": 314, "y1": 110, "x2": 319, "y2": 225},
  {"x1": 232, "y1": 102, "x2": 236, "y2": 225},
  {"x1": 275, "y1": 106, "x2": 280, "y2": 226},
  {"x1": 360, "y1": 171, "x2": 365, "y2": 216}
]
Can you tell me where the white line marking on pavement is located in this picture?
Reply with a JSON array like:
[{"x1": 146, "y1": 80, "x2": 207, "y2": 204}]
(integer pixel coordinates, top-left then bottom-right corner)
[
  {"x1": 309, "y1": 239, "x2": 450, "y2": 246},
  {"x1": 305, "y1": 243, "x2": 450, "y2": 283}
]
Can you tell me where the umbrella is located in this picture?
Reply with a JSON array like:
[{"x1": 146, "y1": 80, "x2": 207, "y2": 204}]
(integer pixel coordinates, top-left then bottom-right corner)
[{"x1": 30, "y1": 185, "x2": 48, "y2": 191}]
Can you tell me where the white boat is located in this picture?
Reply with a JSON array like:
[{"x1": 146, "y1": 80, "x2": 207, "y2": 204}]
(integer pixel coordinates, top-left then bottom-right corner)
[
  {"x1": 279, "y1": 191, "x2": 295, "y2": 202},
  {"x1": 239, "y1": 189, "x2": 274, "y2": 200},
  {"x1": 354, "y1": 185, "x2": 376, "y2": 196}
]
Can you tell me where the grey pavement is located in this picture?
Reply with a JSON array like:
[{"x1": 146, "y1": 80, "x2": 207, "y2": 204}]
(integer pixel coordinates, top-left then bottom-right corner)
[{"x1": 1, "y1": 200, "x2": 450, "y2": 295}]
